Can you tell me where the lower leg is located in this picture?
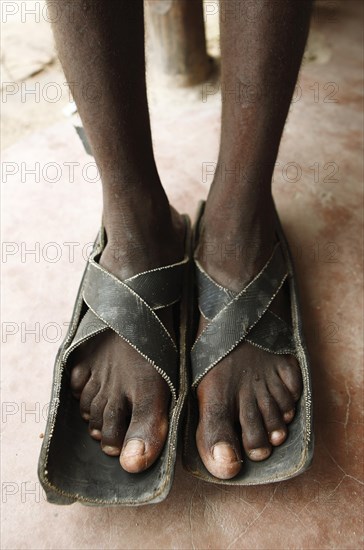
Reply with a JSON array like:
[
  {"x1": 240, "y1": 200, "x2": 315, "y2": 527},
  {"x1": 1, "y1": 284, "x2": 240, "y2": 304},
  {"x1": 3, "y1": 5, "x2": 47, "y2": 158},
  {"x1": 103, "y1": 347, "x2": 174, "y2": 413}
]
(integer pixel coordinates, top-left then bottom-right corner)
[
  {"x1": 48, "y1": 0, "x2": 183, "y2": 276},
  {"x1": 196, "y1": 0, "x2": 312, "y2": 479},
  {"x1": 47, "y1": 0, "x2": 183, "y2": 472},
  {"x1": 200, "y1": 0, "x2": 312, "y2": 279}
]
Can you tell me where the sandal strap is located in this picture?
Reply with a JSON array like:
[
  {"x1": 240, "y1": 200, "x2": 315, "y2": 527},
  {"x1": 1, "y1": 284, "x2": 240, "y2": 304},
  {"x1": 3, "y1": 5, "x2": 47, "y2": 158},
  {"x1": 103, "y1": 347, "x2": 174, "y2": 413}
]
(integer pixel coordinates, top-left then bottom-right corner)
[
  {"x1": 191, "y1": 243, "x2": 294, "y2": 387},
  {"x1": 196, "y1": 267, "x2": 236, "y2": 320},
  {"x1": 65, "y1": 246, "x2": 189, "y2": 400},
  {"x1": 196, "y1": 255, "x2": 295, "y2": 355},
  {"x1": 125, "y1": 260, "x2": 186, "y2": 310}
]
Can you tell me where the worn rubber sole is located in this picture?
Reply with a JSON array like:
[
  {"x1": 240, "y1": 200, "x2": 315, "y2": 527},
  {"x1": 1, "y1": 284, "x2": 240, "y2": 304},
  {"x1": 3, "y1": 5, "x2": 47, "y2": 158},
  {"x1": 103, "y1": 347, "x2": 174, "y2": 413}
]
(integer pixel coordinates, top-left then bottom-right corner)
[
  {"x1": 38, "y1": 216, "x2": 192, "y2": 506},
  {"x1": 182, "y1": 201, "x2": 314, "y2": 485}
]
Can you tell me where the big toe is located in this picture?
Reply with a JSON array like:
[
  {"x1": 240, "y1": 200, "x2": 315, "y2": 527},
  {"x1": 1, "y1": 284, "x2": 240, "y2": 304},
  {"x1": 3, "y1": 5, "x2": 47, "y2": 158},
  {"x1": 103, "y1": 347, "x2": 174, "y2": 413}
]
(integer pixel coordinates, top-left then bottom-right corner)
[
  {"x1": 120, "y1": 403, "x2": 168, "y2": 473},
  {"x1": 196, "y1": 403, "x2": 242, "y2": 480}
]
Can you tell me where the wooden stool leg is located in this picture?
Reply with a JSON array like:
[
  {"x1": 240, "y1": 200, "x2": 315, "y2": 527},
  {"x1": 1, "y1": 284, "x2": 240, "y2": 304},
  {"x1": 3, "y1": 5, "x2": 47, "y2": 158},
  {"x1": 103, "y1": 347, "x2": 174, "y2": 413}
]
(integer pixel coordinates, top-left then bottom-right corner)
[{"x1": 145, "y1": 0, "x2": 213, "y2": 86}]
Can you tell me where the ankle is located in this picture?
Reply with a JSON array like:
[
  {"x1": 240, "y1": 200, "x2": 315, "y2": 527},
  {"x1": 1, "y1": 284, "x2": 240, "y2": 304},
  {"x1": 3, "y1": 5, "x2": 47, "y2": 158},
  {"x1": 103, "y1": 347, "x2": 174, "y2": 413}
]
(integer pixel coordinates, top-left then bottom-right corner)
[
  {"x1": 202, "y1": 190, "x2": 275, "y2": 242},
  {"x1": 195, "y1": 198, "x2": 277, "y2": 291},
  {"x1": 101, "y1": 202, "x2": 185, "y2": 280},
  {"x1": 103, "y1": 184, "x2": 171, "y2": 237}
]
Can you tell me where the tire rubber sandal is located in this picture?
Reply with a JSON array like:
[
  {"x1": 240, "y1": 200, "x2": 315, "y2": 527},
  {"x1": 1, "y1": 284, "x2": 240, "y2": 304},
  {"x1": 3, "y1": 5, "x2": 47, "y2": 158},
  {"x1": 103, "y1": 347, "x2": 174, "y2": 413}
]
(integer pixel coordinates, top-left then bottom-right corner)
[
  {"x1": 38, "y1": 216, "x2": 191, "y2": 505},
  {"x1": 183, "y1": 201, "x2": 314, "y2": 484}
]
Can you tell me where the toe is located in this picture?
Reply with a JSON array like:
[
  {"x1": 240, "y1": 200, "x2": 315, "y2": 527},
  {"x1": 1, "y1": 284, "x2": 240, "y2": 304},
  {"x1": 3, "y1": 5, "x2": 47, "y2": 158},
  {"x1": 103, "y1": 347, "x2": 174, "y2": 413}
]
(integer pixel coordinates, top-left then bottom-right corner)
[
  {"x1": 239, "y1": 398, "x2": 271, "y2": 461},
  {"x1": 196, "y1": 402, "x2": 242, "y2": 480},
  {"x1": 101, "y1": 399, "x2": 128, "y2": 456},
  {"x1": 71, "y1": 364, "x2": 90, "y2": 398},
  {"x1": 120, "y1": 402, "x2": 168, "y2": 473},
  {"x1": 89, "y1": 392, "x2": 107, "y2": 441},
  {"x1": 283, "y1": 409, "x2": 295, "y2": 423},
  {"x1": 79, "y1": 377, "x2": 99, "y2": 421},
  {"x1": 267, "y1": 373, "x2": 296, "y2": 423},
  {"x1": 277, "y1": 356, "x2": 303, "y2": 401},
  {"x1": 257, "y1": 389, "x2": 287, "y2": 447}
]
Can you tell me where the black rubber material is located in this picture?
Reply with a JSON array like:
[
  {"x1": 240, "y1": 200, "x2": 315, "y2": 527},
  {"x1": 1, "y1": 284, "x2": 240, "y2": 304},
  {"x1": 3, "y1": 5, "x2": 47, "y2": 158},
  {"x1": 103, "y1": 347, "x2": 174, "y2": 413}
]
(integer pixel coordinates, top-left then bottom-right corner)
[
  {"x1": 38, "y1": 217, "x2": 192, "y2": 506},
  {"x1": 182, "y1": 201, "x2": 314, "y2": 485}
]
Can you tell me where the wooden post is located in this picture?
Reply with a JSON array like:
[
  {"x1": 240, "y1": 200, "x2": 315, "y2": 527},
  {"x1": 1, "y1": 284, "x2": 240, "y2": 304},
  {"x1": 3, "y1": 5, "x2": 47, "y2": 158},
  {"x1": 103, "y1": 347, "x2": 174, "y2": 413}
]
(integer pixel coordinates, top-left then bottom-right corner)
[{"x1": 145, "y1": 0, "x2": 213, "y2": 86}]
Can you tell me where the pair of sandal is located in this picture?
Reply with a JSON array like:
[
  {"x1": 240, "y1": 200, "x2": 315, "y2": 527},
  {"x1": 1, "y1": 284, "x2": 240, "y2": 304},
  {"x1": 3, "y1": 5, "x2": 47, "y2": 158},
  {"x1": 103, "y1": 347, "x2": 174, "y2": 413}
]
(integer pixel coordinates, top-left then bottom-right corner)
[{"x1": 38, "y1": 201, "x2": 313, "y2": 506}]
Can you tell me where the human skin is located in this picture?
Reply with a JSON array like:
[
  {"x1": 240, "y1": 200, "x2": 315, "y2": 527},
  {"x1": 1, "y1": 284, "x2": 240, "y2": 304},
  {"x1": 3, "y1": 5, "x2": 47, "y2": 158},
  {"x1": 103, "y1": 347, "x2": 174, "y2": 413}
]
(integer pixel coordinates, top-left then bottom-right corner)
[{"x1": 46, "y1": 0, "x2": 312, "y2": 478}]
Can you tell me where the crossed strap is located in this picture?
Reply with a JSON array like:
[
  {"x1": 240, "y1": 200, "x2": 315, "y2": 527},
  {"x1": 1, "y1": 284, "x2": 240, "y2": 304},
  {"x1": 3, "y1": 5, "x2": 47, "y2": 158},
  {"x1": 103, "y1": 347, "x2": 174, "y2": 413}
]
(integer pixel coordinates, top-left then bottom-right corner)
[
  {"x1": 191, "y1": 243, "x2": 296, "y2": 388},
  {"x1": 64, "y1": 240, "x2": 188, "y2": 401}
]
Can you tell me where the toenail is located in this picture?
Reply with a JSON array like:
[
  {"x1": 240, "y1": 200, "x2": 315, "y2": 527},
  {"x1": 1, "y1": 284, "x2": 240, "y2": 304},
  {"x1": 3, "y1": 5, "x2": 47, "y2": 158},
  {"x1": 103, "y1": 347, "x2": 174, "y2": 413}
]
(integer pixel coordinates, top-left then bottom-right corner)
[
  {"x1": 249, "y1": 448, "x2": 270, "y2": 460},
  {"x1": 102, "y1": 445, "x2": 121, "y2": 456},
  {"x1": 270, "y1": 429, "x2": 286, "y2": 445},
  {"x1": 90, "y1": 429, "x2": 101, "y2": 440},
  {"x1": 212, "y1": 442, "x2": 238, "y2": 463},
  {"x1": 122, "y1": 439, "x2": 145, "y2": 457},
  {"x1": 82, "y1": 412, "x2": 90, "y2": 420},
  {"x1": 284, "y1": 409, "x2": 295, "y2": 423}
]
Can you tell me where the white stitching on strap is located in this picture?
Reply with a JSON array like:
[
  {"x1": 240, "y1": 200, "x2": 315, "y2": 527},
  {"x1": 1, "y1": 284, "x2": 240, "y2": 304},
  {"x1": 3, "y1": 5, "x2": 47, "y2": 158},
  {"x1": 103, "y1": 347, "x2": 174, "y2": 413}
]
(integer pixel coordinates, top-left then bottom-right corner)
[
  {"x1": 83, "y1": 295, "x2": 177, "y2": 400},
  {"x1": 192, "y1": 272, "x2": 288, "y2": 388},
  {"x1": 192, "y1": 243, "x2": 282, "y2": 350},
  {"x1": 88, "y1": 258, "x2": 178, "y2": 352}
]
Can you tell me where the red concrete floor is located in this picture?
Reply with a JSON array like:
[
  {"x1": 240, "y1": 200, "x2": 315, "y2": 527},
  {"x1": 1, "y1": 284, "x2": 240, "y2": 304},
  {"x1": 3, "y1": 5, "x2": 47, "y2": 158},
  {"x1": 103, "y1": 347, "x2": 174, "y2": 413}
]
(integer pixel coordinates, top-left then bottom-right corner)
[{"x1": 1, "y1": 2, "x2": 363, "y2": 549}]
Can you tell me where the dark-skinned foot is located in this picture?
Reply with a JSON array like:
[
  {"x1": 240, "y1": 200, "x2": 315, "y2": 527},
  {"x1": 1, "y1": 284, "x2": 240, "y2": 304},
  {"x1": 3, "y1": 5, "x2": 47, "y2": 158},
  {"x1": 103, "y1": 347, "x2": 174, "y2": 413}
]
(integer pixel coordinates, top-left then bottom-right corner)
[
  {"x1": 194, "y1": 199, "x2": 302, "y2": 480},
  {"x1": 70, "y1": 204, "x2": 185, "y2": 473}
]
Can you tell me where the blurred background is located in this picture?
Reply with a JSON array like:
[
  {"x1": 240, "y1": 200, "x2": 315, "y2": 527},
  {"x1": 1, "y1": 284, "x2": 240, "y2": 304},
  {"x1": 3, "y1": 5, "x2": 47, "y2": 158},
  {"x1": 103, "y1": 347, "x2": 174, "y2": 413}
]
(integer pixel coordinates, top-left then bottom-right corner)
[{"x1": 2, "y1": 0, "x2": 361, "y2": 149}]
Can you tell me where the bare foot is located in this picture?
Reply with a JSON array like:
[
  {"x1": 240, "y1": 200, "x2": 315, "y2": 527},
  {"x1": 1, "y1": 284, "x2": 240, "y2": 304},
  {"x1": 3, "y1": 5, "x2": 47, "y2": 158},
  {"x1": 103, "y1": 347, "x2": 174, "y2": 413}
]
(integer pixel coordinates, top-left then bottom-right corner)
[
  {"x1": 70, "y1": 205, "x2": 185, "y2": 473},
  {"x1": 194, "y1": 200, "x2": 302, "y2": 480}
]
